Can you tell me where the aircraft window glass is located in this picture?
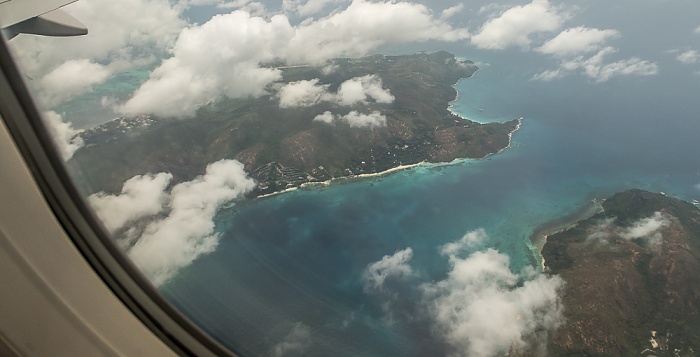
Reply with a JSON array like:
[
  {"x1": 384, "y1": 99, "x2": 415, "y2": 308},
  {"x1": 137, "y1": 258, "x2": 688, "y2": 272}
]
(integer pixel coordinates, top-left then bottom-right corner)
[{"x1": 5, "y1": 0, "x2": 700, "y2": 355}]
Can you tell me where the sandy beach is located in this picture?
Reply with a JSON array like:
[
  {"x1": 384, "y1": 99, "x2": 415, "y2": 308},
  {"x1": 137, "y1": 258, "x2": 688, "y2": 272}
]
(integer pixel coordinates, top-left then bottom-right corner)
[
  {"x1": 528, "y1": 198, "x2": 604, "y2": 270},
  {"x1": 256, "y1": 117, "x2": 523, "y2": 200}
]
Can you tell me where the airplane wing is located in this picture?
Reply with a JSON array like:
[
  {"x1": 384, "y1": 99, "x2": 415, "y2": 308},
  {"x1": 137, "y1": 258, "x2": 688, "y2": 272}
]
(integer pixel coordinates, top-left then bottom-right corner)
[{"x1": 0, "y1": 0, "x2": 87, "y2": 39}]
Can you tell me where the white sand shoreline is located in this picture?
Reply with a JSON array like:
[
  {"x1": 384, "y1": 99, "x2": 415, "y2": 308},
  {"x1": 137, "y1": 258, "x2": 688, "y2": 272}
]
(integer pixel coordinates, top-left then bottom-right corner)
[
  {"x1": 447, "y1": 68, "x2": 480, "y2": 123},
  {"x1": 256, "y1": 117, "x2": 523, "y2": 200},
  {"x1": 528, "y1": 199, "x2": 604, "y2": 271}
]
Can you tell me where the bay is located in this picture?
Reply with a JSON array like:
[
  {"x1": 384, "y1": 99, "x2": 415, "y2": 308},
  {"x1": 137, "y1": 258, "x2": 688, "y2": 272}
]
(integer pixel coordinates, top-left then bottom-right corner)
[{"x1": 161, "y1": 49, "x2": 700, "y2": 356}]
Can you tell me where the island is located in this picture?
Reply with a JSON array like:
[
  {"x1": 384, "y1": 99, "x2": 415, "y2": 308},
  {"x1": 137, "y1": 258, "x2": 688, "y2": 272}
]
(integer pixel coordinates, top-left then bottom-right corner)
[
  {"x1": 69, "y1": 51, "x2": 520, "y2": 197},
  {"x1": 542, "y1": 189, "x2": 700, "y2": 356}
]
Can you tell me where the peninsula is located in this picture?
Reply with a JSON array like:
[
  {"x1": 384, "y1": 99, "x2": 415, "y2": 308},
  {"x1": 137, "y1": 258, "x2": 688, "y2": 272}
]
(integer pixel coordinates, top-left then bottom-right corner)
[
  {"x1": 542, "y1": 189, "x2": 700, "y2": 356},
  {"x1": 71, "y1": 51, "x2": 519, "y2": 197}
]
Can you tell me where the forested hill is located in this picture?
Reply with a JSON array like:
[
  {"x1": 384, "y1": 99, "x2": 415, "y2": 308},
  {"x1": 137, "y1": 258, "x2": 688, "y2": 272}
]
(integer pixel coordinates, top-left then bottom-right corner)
[
  {"x1": 543, "y1": 189, "x2": 700, "y2": 356},
  {"x1": 70, "y1": 51, "x2": 518, "y2": 197}
]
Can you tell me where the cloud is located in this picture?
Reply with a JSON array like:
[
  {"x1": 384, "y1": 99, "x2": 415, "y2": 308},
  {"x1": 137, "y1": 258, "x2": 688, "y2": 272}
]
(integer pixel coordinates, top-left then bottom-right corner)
[
  {"x1": 336, "y1": 75, "x2": 394, "y2": 106},
  {"x1": 120, "y1": 11, "x2": 292, "y2": 117},
  {"x1": 288, "y1": 0, "x2": 469, "y2": 63},
  {"x1": 695, "y1": 26, "x2": 700, "y2": 34},
  {"x1": 9, "y1": 0, "x2": 185, "y2": 106},
  {"x1": 440, "y1": 4, "x2": 464, "y2": 20},
  {"x1": 477, "y1": 4, "x2": 507, "y2": 15},
  {"x1": 277, "y1": 74, "x2": 393, "y2": 108},
  {"x1": 536, "y1": 26, "x2": 620, "y2": 57},
  {"x1": 271, "y1": 322, "x2": 312, "y2": 357},
  {"x1": 213, "y1": 0, "x2": 269, "y2": 17},
  {"x1": 363, "y1": 247, "x2": 414, "y2": 292},
  {"x1": 471, "y1": 0, "x2": 567, "y2": 50},
  {"x1": 531, "y1": 68, "x2": 564, "y2": 81},
  {"x1": 422, "y1": 233, "x2": 565, "y2": 357},
  {"x1": 533, "y1": 47, "x2": 658, "y2": 82},
  {"x1": 676, "y1": 50, "x2": 699, "y2": 64},
  {"x1": 440, "y1": 228, "x2": 487, "y2": 256},
  {"x1": 283, "y1": 0, "x2": 346, "y2": 16},
  {"x1": 91, "y1": 160, "x2": 256, "y2": 286},
  {"x1": 581, "y1": 48, "x2": 659, "y2": 82},
  {"x1": 360, "y1": 230, "x2": 565, "y2": 356},
  {"x1": 42, "y1": 111, "x2": 84, "y2": 160},
  {"x1": 278, "y1": 79, "x2": 333, "y2": 108},
  {"x1": 620, "y1": 212, "x2": 670, "y2": 247},
  {"x1": 313, "y1": 111, "x2": 336, "y2": 124},
  {"x1": 37, "y1": 59, "x2": 113, "y2": 106},
  {"x1": 120, "y1": 0, "x2": 468, "y2": 117},
  {"x1": 341, "y1": 110, "x2": 387, "y2": 128},
  {"x1": 586, "y1": 212, "x2": 670, "y2": 247},
  {"x1": 586, "y1": 217, "x2": 617, "y2": 243},
  {"x1": 313, "y1": 110, "x2": 387, "y2": 128},
  {"x1": 88, "y1": 173, "x2": 173, "y2": 233}
]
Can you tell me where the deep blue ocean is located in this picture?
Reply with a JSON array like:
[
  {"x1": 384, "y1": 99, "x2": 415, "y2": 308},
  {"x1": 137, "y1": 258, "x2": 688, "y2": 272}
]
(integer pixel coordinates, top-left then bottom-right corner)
[{"x1": 140, "y1": 48, "x2": 700, "y2": 356}]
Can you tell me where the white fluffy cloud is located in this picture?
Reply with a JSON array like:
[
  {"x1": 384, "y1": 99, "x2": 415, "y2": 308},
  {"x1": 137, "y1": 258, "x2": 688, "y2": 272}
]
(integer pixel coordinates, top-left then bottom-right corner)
[
  {"x1": 676, "y1": 50, "x2": 699, "y2": 64},
  {"x1": 422, "y1": 232, "x2": 564, "y2": 357},
  {"x1": 42, "y1": 111, "x2": 84, "y2": 160},
  {"x1": 277, "y1": 75, "x2": 394, "y2": 108},
  {"x1": 336, "y1": 75, "x2": 394, "y2": 106},
  {"x1": 38, "y1": 59, "x2": 113, "y2": 106},
  {"x1": 313, "y1": 111, "x2": 336, "y2": 124},
  {"x1": 288, "y1": 0, "x2": 469, "y2": 63},
  {"x1": 534, "y1": 47, "x2": 658, "y2": 82},
  {"x1": 587, "y1": 212, "x2": 670, "y2": 247},
  {"x1": 88, "y1": 173, "x2": 173, "y2": 233},
  {"x1": 120, "y1": 0, "x2": 468, "y2": 117},
  {"x1": 440, "y1": 4, "x2": 464, "y2": 20},
  {"x1": 88, "y1": 160, "x2": 255, "y2": 286},
  {"x1": 120, "y1": 11, "x2": 292, "y2": 117},
  {"x1": 361, "y1": 230, "x2": 564, "y2": 356},
  {"x1": 440, "y1": 228, "x2": 487, "y2": 256},
  {"x1": 621, "y1": 212, "x2": 669, "y2": 247},
  {"x1": 343, "y1": 110, "x2": 387, "y2": 128},
  {"x1": 271, "y1": 322, "x2": 312, "y2": 357},
  {"x1": 129, "y1": 160, "x2": 255, "y2": 286},
  {"x1": 9, "y1": 0, "x2": 185, "y2": 107},
  {"x1": 471, "y1": 0, "x2": 566, "y2": 50},
  {"x1": 363, "y1": 247, "x2": 414, "y2": 292},
  {"x1": 581, "y1": 48, "x2": 659, "y2": 82},
  {"x1": 278, "y1": 79, "x2": 333, "y2": 108},
  {"x1": 536, "y1": 26, "x2": 620, "y2": 57},
  {"x1": 314, "y1": 110, "x2": 387, "y2": 128}
]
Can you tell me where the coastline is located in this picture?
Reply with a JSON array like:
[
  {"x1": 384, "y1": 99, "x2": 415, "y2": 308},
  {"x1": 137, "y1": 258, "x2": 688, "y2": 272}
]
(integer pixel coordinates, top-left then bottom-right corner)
[
  {"x1": 480, "y1": 117, "x2": 522, "y2": 159},
  {"x1": 254, "y1": 66, "x2": 522, "y2": 201},
  {"x1": 256, "y1": 162, "x2": 427, "y2": 199},
  {"x1": 255, "y1": 117, "x2": 523, "y2": 200},
  {"x1": 528, "y1": 198, "x2": 604, "y2": 271},
  {"x1": 447, "y1": 68, "x2": 480, "y2": 123}
]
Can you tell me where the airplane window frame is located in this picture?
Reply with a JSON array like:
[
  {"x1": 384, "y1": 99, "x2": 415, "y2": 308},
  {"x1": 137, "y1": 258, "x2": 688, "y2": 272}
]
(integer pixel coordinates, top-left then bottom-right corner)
[{"x1": 0, "y1": 37, "x2": 238, "y2": 357}]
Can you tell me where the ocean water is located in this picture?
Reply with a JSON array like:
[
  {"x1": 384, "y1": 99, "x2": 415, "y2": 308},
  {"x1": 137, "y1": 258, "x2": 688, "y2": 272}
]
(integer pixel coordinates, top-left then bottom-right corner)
[{"x1": 156, "y1": 49, "x2": 700, "y2": 356}]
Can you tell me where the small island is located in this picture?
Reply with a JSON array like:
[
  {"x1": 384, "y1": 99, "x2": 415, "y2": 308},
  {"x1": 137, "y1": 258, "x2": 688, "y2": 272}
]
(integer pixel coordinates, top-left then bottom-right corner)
[
  {"x1": 71, "y1": 51, "x2": 519, "y2": 197},
  {"x1": 542, "y1": 189, "x2": 700, "y2": 356}
]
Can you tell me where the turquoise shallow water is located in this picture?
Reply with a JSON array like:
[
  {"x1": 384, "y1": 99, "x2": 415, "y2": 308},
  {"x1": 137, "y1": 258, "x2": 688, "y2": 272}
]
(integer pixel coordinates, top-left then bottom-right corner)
[{"x1": 156, "y1": 50, "x2": 700, "y2": 356}]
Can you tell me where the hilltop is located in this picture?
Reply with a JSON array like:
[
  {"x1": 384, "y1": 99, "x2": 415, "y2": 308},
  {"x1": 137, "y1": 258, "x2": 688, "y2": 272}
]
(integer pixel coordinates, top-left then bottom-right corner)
[
  {"x1": 70, "y1": 51, "x2": 519, "y2": 197},
  {"x1": 542, "y1": 189, "x2": 700, "y2": 356}
]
